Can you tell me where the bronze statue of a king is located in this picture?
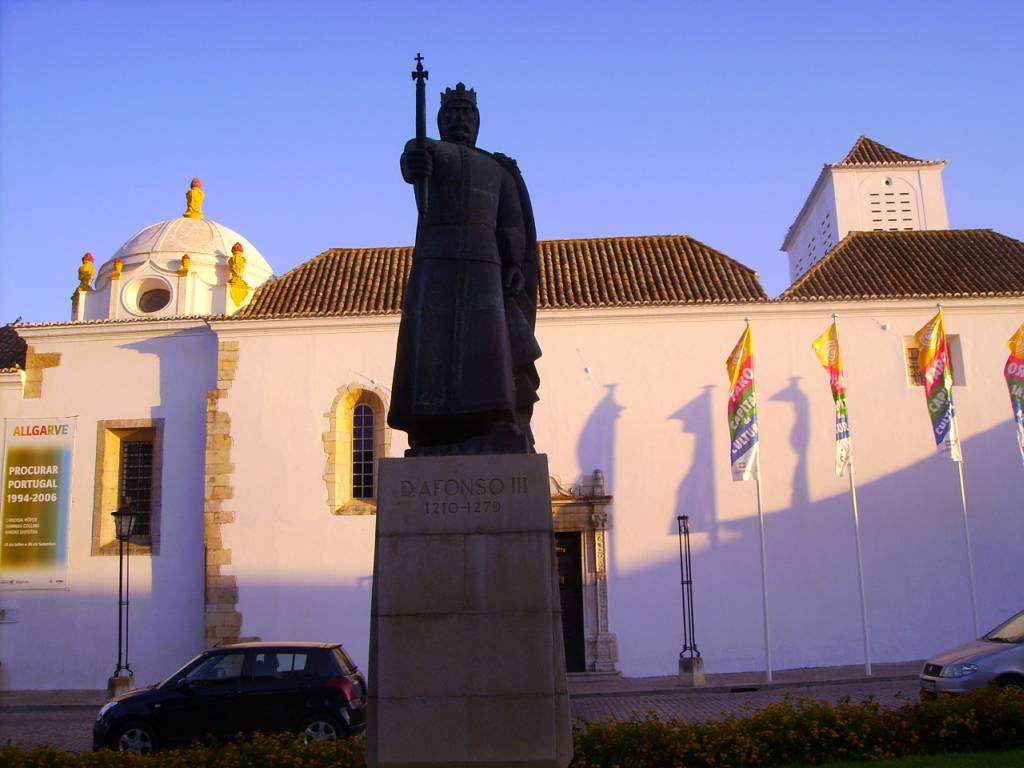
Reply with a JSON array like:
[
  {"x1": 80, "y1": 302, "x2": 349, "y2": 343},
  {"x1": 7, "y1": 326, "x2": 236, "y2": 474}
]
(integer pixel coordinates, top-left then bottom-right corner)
[{"x1": 388, "y1": 82, "x2": 541, "y2": 456}]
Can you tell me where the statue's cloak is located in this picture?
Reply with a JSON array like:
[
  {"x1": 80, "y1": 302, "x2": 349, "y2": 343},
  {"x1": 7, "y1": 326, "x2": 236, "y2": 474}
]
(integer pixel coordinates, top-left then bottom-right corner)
[{"x1": 388, "y1": 139, "x2": 541, "y2": 439}]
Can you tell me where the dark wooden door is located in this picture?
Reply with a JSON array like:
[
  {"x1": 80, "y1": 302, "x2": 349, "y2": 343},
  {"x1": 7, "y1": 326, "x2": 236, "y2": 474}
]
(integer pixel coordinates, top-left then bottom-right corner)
[{"x1": 555, "y1": 532, "x2": 586, "y2": 672}]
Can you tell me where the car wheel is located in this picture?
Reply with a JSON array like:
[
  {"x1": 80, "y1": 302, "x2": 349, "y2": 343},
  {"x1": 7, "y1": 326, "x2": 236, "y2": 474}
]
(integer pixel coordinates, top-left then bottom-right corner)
[
  {"x1": 113, "y1": 721, "x2": 157, "y2": 755},
  {"x1": 301, "y1": 713, "x2": 342, "y2": 742},
  {"x1": 998, "y1": 676, "x2": 1024, "y2": 693}
]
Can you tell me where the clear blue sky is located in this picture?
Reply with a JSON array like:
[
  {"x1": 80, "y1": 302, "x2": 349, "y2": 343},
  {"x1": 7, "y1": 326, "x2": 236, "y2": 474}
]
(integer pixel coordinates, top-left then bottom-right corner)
[{"x1": 2, "y1": 0, "x2": 1022, "y2": 323}]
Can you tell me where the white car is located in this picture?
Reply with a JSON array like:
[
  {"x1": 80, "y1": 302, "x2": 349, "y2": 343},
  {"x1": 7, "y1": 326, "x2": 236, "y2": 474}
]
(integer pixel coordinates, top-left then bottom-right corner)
[{"x1": 919, "y1": 609, "x2": 1024, "y2": 698}]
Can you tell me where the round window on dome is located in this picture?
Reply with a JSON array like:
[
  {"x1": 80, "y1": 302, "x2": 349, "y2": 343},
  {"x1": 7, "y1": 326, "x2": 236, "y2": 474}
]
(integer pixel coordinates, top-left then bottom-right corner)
[
  {"x1": 123, "y1": 276, "x2": 174, "y2": 317},
  {"x1": 139, "y1": 288, "x2": 171, "y2": 313}
]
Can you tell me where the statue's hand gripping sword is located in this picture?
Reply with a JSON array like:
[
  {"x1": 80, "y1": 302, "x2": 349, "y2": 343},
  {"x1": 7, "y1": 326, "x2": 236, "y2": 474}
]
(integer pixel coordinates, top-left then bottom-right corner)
[{"x1": 412, "y1": 53, "x2": 429, "y2": 218}]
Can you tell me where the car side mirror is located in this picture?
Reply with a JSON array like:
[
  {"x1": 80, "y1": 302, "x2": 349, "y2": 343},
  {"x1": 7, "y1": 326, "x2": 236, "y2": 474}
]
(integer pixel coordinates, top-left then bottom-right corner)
[{"x1": 176, "y1": 678, "x2": 195, "y2": 693}]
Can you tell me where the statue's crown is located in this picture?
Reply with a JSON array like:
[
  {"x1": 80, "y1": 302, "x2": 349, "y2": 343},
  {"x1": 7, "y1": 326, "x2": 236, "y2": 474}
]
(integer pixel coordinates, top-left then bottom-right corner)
[{"x1": 440, "y1": 82, "x2": 477, "y2": 108}]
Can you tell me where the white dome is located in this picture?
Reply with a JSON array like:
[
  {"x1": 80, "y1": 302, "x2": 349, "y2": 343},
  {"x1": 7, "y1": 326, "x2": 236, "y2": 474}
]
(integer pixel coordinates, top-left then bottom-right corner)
[
  {"x1": 76, "y1": 182, "x2": 276, "y2": 321},
  {"x1": 111, "y1": 216, "x2": 273, "y2": 279}
]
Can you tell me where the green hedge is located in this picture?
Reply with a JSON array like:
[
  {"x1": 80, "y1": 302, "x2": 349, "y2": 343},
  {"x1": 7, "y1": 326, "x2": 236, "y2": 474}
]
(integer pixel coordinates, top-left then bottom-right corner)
[
  {"x1": 0, "y1": 733, "x2": 365, "y2": 768},
  {"x1": 572, "y1": 687, "x2": 1024, "y2": 767},
  {"x1": 3, "y1": 687, "x2": 1022, "y2": 768}
]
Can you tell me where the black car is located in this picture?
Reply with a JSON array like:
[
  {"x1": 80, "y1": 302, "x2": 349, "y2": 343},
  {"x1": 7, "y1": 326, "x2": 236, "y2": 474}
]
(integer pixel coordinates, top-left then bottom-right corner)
[{"x1": 93, "y1": 642, "x2": 366, "y2": 754}]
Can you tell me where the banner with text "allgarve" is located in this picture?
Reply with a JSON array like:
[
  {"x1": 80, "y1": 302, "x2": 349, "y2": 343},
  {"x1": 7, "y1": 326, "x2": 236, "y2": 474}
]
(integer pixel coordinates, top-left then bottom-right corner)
[{"x1": 1, "y1": 418, "x2": 75, "y2": 590}]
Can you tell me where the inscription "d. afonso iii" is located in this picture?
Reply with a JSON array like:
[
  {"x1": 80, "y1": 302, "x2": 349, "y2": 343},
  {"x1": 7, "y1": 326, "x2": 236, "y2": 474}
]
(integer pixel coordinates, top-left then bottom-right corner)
[{"x1": 400, "y1": 476, "x2": 529, "y2": 515}]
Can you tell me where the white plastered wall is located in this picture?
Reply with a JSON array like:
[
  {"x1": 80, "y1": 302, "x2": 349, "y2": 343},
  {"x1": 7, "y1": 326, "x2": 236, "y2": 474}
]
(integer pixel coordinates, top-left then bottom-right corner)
[
  {"x1": 784, "y1": 176, "x2": 837, "y2": 282},
  {"x1": 214, "y1": 299, "x2": 1024, "y2": 679},
  {"x1": 537, "y1": 301, "x2": 1023, "y2": 675},
  {"x1": 833, "y1": 166, "x2": 950, "y2": 237},
  {"x1": 212, "y1": 318, "x2": 406, "y2": 674},
  {"x1": 0, "y1": 322, "x2": 215, "y2": 689}
]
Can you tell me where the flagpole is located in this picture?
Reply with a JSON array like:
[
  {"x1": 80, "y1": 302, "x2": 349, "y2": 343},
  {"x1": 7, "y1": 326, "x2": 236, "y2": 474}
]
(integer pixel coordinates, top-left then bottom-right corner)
[
  {"x1": 731, "y1": 317, "x2": 771, "y2": 682},
  {"x1": 754, "y1": 459, "x2": 773, "y2": 683},
  {"x1": 956, "y1": 452, "x2": 979, "y2": 637},
  {"x1": 834, "y1": 314, "x2": 872, "y2": 676},
  {"x1": 935, "y1": 303, "x2": 979, "y2": 638},
  {"x1": 845, "y1": 457, "x2": 872, "y2": 675},
  {"x1": 746, "y1": 316, "x2": 773, "y2": 682}
]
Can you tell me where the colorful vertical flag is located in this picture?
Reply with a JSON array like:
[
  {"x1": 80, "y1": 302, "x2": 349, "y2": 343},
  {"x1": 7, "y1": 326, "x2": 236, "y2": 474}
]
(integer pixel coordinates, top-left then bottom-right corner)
[
  {"x1": 1004, "y1": 322, "x2": 1024, "y2": 464},
  {"x1": 914, "y1": 311, "x2": 962, "y2": 461},
  {"x1": 726, "y1": 324, "x2": 759, "y2": 481},
  {"x1": 812, "y1": 322, "x2": 851, "y2": 476}
]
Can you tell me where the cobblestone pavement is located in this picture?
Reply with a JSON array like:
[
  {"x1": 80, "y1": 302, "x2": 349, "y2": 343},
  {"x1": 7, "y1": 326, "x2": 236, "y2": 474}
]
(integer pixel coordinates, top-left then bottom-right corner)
[
  {"x1": 0, "y1": 673, "x2": 922, "y2": 754},
  {"x1": 1, "y1": 707, "x2": 98, "y2": 753},
  {"x1": 571, "y1": 679, "x2": 919, "y2": 724}
]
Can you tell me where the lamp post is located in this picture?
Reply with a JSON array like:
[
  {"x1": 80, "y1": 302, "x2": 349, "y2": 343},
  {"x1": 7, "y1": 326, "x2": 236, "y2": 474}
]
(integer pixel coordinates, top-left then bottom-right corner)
[
  {"x1": 108, "y1": 497, "x2": 137, "y2": 698},
  {"x1": 676, "y1": 515, "x2": 704, "y2": 686}
]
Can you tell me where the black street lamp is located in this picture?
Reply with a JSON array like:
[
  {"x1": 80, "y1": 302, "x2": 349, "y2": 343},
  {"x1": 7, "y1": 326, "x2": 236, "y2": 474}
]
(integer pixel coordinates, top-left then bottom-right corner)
[
  {"x1": 676, "y1": 515, "x2": 704, "y2": 686},
  {"x1": 111, "y1": 497, "x2": 137, "y2": 685}
]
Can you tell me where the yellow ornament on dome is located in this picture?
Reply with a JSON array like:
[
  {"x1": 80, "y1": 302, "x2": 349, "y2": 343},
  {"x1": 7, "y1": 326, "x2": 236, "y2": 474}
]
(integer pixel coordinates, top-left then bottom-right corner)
[
  {"x1": 184, "y1": 177, "x2": 205, "y2": 219},
  {"x1": 111, "y1": 259, "x2": 124, "y2": 280},
  {"x1": 179, "y1": 254, "x2": 191, "y2": 276},
  {"x1": 77, "y1": 253, "x2": 95, "y2": 290},
  {"x1": 228, "y1": 242, "x2": 249, "y2": 305}
]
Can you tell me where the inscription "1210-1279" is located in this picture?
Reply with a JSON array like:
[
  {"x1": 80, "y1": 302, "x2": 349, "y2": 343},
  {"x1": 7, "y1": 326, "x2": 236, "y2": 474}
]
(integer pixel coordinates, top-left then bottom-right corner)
[
  {"x1": 399, "y1": 476, "x2": 529, "y2": 515},
  {"x1": 425, "y1": 499, "x2": 502, "y2": 515}
]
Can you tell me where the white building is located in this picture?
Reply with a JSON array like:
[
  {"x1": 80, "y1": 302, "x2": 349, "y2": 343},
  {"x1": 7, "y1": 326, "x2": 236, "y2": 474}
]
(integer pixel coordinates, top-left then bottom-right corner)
[
  {"x1": 782, "y1": 136, "x2": 950, "y2": 282},
  {"x1": 2, "y1": 140, "x2": 1023, "y2": 690}
]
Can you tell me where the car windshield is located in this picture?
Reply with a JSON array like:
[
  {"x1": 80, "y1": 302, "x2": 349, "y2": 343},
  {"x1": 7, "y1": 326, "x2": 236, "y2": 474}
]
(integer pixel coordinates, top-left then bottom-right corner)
[
  {"x1": 161, "y1": 652, "x2": 207, "y2": 686},
  {"x1": 185, "y1": 652, "x2": 245, "y2": 683},
  {"x1": 984, "y1": 610, "x2": 1024, "y2": 643},
  {"x1": 160, "y1": 651, "x2": 246, "y2": 686}
]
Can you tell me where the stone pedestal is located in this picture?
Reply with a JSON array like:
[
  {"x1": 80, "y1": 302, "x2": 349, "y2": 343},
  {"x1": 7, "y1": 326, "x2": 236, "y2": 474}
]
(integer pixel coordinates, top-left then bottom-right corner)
[
  {"x1": 106, "y1": 674, "x2": 133, "y2": 700},
  {"x1": 678, "y1": 656, "x2": 705, "y2": 687},
  {"x1": 367, "y1": 454, "x2": 572, "y2": 768}
]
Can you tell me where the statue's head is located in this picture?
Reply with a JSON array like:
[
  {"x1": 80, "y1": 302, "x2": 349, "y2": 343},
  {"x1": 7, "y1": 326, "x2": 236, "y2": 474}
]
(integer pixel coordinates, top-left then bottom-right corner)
[{"x1": 438, "y1": 83, "x2": 479, "y2": 147}]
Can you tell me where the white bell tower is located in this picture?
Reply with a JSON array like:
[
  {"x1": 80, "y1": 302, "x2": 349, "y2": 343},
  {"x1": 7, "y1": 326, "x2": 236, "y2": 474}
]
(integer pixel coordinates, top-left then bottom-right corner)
[{"x1": 781, "y1": 137, "x2": 949, "y2": 281}]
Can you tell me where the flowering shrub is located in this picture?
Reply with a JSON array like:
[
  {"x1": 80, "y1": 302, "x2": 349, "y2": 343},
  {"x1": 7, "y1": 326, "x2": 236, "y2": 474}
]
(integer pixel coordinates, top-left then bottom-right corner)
[
  {"x1": 572, "y1": 687, "x2": 1024, "y2": 767},
  {"x1": 1, "y1": 687, "x2": 1021, "y2": 768},
  {"x1": 0, "y1": 732, "x2": 365, "y2": 768}
]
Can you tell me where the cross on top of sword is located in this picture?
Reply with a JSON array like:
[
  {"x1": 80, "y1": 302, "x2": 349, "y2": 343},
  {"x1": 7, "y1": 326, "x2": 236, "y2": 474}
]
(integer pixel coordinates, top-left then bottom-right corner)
[{"x1": 412, "y1": 52, "x2": 428, "y2": 82}]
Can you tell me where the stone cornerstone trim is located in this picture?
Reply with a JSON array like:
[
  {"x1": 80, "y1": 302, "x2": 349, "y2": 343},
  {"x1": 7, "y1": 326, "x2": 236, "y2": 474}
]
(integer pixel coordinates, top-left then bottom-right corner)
[
  {"x1": 551, "y1": 470, "x2": 618, "y2": 673},
  {"x1": 22, "y1": 346, "x2": 61, "y2": 399},
  {"x1": 203, "y1": 339, "x2": 242, "y2": 646}
]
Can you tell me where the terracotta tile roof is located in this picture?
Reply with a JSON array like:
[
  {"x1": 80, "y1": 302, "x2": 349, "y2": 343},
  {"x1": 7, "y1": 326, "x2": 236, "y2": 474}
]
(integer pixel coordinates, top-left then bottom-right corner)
[
  {"x1": 537, "y1": 236, "x2": 767, "y2": 307},
  {"x1": 835, "y1": 136, "x2": 942, "y2": 167},
  {"x1": 779, "y1": 229, "x2": 1024, "y2": 301},
  {"x1": 236, "y1": 235, "x2": 768, "y2": 319},
  {"x1": 237, "y1": 246, "x2": 414, "y2": 318},
  {"x1": 0, "y1": 323, "x2": 27, "y2": 371}
]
